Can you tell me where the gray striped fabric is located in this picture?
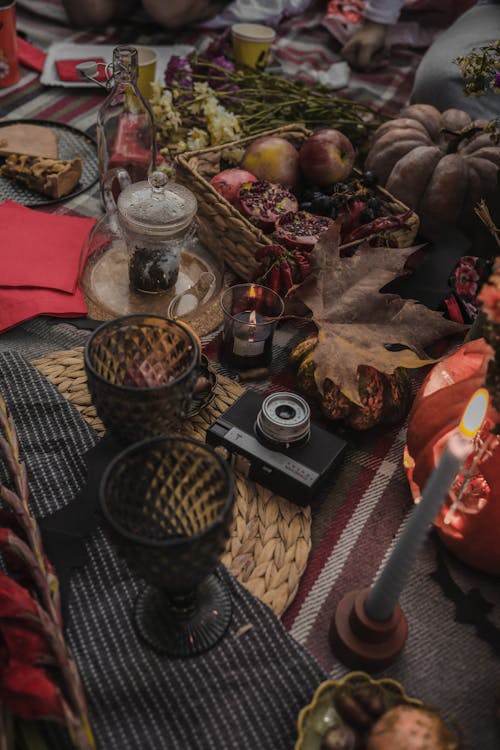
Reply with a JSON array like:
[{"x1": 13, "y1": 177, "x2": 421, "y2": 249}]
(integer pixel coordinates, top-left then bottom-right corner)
[{"x1": 0, "y1": 353, "x2": 326, "y2": 750}]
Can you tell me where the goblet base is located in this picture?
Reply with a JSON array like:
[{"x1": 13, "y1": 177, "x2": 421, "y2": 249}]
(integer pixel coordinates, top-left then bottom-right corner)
[{"x1": 135, "y1": 573, "x2": 232, "y2": 657}]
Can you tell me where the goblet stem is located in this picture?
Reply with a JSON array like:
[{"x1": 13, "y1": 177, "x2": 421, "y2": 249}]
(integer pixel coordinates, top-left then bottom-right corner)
[{"x1": 166, "y1": 590, "x2": 198, "y2": 618}]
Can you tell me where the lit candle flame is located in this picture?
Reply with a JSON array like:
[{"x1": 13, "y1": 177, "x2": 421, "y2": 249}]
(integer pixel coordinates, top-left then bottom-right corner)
[
  {"x1": 249, "y1": 285, "x2": 257, "y2": 300},
  {"x1": 459, "y1": 388, "x2": 489, "y2": 439},
  {"x1": 248, "y1": 309, "x2": 257, "y2": 342},
  {"x1": 443, "y1": 387, "x2": 490, "y2": 526}
]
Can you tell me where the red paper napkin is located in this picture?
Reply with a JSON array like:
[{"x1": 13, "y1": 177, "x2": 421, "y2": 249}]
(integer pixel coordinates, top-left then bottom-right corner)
[
  {"x1": 17, "y1": 37, "x2": 47, "y2": 73},
  {"x1": 55, "y1": 57, "x2": 107, "y2": 83},
  {"x1": 0, "y1": 201, "x2": 95, "y2": 293},
  {"x1": 0, "y1": 285, "x2": 88, "y2": 334}
]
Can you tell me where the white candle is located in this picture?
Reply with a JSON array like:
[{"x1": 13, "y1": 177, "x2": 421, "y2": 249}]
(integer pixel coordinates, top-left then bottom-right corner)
[{"x1": 364, "y1": 388, "x2": 489, "y2": 622}]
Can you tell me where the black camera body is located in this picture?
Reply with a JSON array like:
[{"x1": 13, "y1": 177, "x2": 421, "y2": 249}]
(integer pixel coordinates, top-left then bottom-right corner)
[{"x1": 206, "y1": 391, "x2": 346, "y2": 506}]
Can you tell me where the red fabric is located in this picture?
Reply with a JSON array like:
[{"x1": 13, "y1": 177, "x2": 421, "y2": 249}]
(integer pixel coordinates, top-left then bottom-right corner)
[
  {"x1": 0, "y1": 200, "x2": 95, "y2": 292},
  {"x1": 16, "y1": 37, "x2": 46, "y2": 73},
  {"x1": 55, "y1": 57, "x2": 107, "y2": 83}
]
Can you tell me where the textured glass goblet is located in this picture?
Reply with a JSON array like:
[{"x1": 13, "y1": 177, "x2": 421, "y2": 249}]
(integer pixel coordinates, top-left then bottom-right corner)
[
  {"x1": 100, "y1": 436, "x2": 234, "y2": 657},
  {"x1": 85, "y1": 314, "x2": 200, "y2": 444}
]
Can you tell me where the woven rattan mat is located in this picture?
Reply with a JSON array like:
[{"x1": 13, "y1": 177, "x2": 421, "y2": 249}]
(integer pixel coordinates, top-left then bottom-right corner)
[{"x1": 31, "y1": 348, "x2": 311, "y2": 617}]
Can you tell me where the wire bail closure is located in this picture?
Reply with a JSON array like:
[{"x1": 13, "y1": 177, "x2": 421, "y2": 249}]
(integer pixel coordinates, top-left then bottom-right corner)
[{"x1": 76, "y1": 60, "x2": 113, "y2": 89}]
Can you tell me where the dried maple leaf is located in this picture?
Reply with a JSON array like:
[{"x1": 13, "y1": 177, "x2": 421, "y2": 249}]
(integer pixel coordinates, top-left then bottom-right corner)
[{"x1": 296, "y1": 225, "x2": 468, "y2": 406}]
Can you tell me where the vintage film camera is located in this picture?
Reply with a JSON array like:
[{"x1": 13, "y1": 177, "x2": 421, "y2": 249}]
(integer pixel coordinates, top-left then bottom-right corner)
[{"x1": 206, "y1": 391, "x2": 346, "y2": 506}]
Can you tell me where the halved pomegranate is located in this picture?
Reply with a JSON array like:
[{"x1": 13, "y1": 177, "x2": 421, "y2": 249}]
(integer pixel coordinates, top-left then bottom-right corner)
[
  {"x1": 274, "y1": 211, "x2": 335, "y2": 251},
  {"x1": 238, "y1": 180, "x2": 298, "y2": 233},
  {"x1": 210, "y1": 168, "x2": 257, "y2": 209}
]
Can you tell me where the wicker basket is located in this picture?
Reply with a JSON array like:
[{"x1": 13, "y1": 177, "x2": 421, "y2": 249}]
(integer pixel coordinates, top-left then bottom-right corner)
[{"x1": 175, "y1": 123, "x2": 419, "y2": 282}]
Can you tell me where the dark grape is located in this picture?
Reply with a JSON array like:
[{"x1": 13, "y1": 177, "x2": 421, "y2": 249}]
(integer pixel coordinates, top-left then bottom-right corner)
[
  {"x1": 300, "y1": 201, "x2": 313, "y2": 211},
  {"x1": 367, "y1": 197, "x2": 380, "y2": 210},
  {"x1": 361, "y1": 170, "x2": 378, "y2": 187},
  {"x1": 311, "y1": 194, "x2": 333, "y2": 216},
  {"x1": 334, "y1": 182, "x2": 348, "y2": 193}
]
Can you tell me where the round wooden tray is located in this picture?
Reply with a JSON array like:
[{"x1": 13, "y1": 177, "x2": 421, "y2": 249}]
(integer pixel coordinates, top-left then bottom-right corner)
[{"x1": 31, "y1": 347, "x2": 311, "y2": 617}]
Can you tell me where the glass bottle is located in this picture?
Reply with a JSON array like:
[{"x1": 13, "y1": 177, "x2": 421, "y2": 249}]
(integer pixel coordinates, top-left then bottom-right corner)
[{"x1": 96, "y1": 46, "x2": 156, "y2": 200}]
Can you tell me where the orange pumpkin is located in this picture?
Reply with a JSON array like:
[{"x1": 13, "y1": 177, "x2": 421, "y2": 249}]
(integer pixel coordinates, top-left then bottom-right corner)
[
  {"x1": 365, "y1": 104, "x2": 500, "y2": 237},
  {"x1": 405, "y1": 339, "x2": 500, "y2": 575}
]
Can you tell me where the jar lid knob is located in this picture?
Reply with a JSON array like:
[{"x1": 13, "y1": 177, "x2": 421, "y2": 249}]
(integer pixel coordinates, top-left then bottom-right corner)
[{"x1": 148, "y1": 171, "x2": 168, "y2": 193}]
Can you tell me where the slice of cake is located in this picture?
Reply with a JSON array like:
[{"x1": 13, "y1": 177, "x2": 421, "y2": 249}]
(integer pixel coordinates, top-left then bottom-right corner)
[
  {"x1": 0, "y1": 123, "x2": 58, "y2": 159},
  {"x1": 1, "y1": 154, "x2": 83, "y2": 198}
]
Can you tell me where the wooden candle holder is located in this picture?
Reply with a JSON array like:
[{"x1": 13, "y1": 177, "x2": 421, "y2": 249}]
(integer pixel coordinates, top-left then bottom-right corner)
[{"x1": 329, "y1": 587, "x2": 408, "y2": 672}]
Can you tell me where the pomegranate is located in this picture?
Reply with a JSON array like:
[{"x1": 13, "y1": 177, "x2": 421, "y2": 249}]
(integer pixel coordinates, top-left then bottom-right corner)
[
  {"x1": 210, "y1": 168, "x2": 257, "y2": 209},
  {"x1": 299, "y1": 129, "x2": 356, "y2": 187},
  {"x1": 274, "y1": 210, "x2": 335, "y2": 251},
  {"x1": 238, "y1": 180, "x2": 298, "y2": 232},
  {"x1": 240, "y1": 136, "x2": 301, "y2": 190}
]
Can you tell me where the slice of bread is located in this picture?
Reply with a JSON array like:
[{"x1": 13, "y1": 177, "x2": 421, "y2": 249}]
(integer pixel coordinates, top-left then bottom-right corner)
[
  {"x1": 0, "y1": 123, "x2": 58, "y2": 159},
  {"x1": 1, "y1": 154, "x2": 83, "y2": 198}
]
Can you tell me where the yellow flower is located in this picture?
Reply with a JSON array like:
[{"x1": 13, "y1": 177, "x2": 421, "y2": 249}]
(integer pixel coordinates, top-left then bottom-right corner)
[{"x1": 186, "y1": 127, "x2": 210, "y2": 151}]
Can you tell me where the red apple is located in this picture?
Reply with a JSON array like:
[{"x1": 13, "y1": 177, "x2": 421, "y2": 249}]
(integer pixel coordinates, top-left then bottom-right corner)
[
  {"x1": 210, "y1": 168, "x2": 257, "y2": 207},
  {"x1": 299, "y1": 129, "x2": 356, "y2": 186},
  {"x1": 240, "y1": 136, "x2": 301, "y2": 190}
]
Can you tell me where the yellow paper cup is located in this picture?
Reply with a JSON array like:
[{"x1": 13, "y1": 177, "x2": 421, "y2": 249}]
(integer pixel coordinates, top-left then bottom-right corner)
[
  {"x1": 136, "y1": 46, "x2": 157, "y2": 100},
  {"x1": 231, "y1": 24, "x2": 276, "y2": 70}
]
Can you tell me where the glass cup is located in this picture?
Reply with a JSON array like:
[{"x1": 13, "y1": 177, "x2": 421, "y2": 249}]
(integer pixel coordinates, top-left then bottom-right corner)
[
  {"x1": 84, "y1": 314, "x2": 202, "y2": 444},
  {"x1": 220, "y1": 283, "x2": 284, "y2": 371},
  {"x1": 231, "y1": 23, "x2": 276, "y2": 69},
  {"x1": 135, "y1": 46, "x2": 157, "y2": 100}
]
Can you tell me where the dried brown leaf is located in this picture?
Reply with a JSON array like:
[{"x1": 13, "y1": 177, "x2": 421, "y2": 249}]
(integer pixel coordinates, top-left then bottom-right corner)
[{"x1": 297, "y1": 225, "x2": 467, "y2": 406}]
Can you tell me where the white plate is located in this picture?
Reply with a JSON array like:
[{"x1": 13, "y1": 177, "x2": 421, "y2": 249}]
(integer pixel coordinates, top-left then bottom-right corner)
[{"x1": 40, "y1": 42, "x2": 195, "y2": 88}]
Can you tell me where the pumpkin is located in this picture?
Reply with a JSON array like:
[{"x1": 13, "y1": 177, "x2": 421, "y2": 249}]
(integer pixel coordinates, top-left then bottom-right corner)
[
  {"x1": 290, "y1": 337, "x2": 412, "y2": 430},
  {"x1": 405, "y1": 338, "x2": 500, "y2": 575},
  {"x1": 365, "y1": 104, "x2": 500, "y2": 237}
]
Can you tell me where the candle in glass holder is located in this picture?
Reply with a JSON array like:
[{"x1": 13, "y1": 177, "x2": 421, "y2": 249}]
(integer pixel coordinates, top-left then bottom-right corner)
[{"x1": 220, "y1": 283, "x2": 284, "y2": 371}]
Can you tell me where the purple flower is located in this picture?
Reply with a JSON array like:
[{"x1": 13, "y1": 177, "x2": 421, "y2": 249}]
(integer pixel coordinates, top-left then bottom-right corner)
[
  {"x1": 210, "y1": 56, "x2": 235, "y2": 74},
  {"x1": 194, "y1": 54, "x2": 239, "y2": 93},
  {"x1": 495, "y1": 72, "x2": 500, "y2": 88},
  {"x1": 164, "y1": 55, "x2": 193, "y2": 89}
]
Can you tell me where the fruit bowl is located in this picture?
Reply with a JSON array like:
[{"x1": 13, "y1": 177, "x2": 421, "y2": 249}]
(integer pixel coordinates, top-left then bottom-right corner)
[
  {"x1": 295, "y1": 671, "x2": 422, "y2": 750},
  {"x1": 175, "y1": 124, "x2": 418, "y2": 283}
]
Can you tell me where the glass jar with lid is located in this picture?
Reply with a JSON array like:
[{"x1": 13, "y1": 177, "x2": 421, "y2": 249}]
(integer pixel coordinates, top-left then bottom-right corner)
[{"x1": 111, "y1": 170, "x2": 198, "y2": 293}]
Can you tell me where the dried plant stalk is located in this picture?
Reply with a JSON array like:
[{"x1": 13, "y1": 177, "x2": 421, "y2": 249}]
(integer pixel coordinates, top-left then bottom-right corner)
[{"x1": 0, "y1": 393, "x2": 95, "y2": 750}]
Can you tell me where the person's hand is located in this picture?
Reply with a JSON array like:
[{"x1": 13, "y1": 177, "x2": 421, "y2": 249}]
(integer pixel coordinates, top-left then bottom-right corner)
[{"x1": 341, "y1": 20, "x2": 389, "y2": 71}]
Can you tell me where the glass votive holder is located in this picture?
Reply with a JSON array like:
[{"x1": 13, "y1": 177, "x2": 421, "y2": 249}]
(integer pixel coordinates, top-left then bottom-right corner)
[{"x1": 220, "y1": 283, "x2": 284, "y2": 371}]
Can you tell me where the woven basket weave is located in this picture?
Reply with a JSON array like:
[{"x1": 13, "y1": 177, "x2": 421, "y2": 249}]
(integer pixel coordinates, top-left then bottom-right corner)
[
  {"x1": 176, "y1": 123, "x2": 418, "y2": 282},
  {"x1": 32, "y1": 348, "x2": 311, "y2": 617}
]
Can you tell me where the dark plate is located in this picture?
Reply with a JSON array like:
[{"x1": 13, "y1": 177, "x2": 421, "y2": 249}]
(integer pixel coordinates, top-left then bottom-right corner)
[{"x1": 0, "y1": 118, "x2": 98, "y2": 207}]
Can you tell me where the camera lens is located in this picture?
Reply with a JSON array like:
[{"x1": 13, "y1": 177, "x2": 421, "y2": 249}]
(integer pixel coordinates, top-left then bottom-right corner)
[
  {"x1": 275, "y1": 404, "x2": 296, "y2": 420},
  {"x1": 256, "y1": 393, "x2": 310, "y2": 447}
]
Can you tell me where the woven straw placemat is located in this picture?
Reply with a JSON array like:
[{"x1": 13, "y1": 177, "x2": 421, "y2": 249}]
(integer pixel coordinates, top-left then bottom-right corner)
[{"x1": 31, "y1": 347, "x2": 311, "y2": 617}]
